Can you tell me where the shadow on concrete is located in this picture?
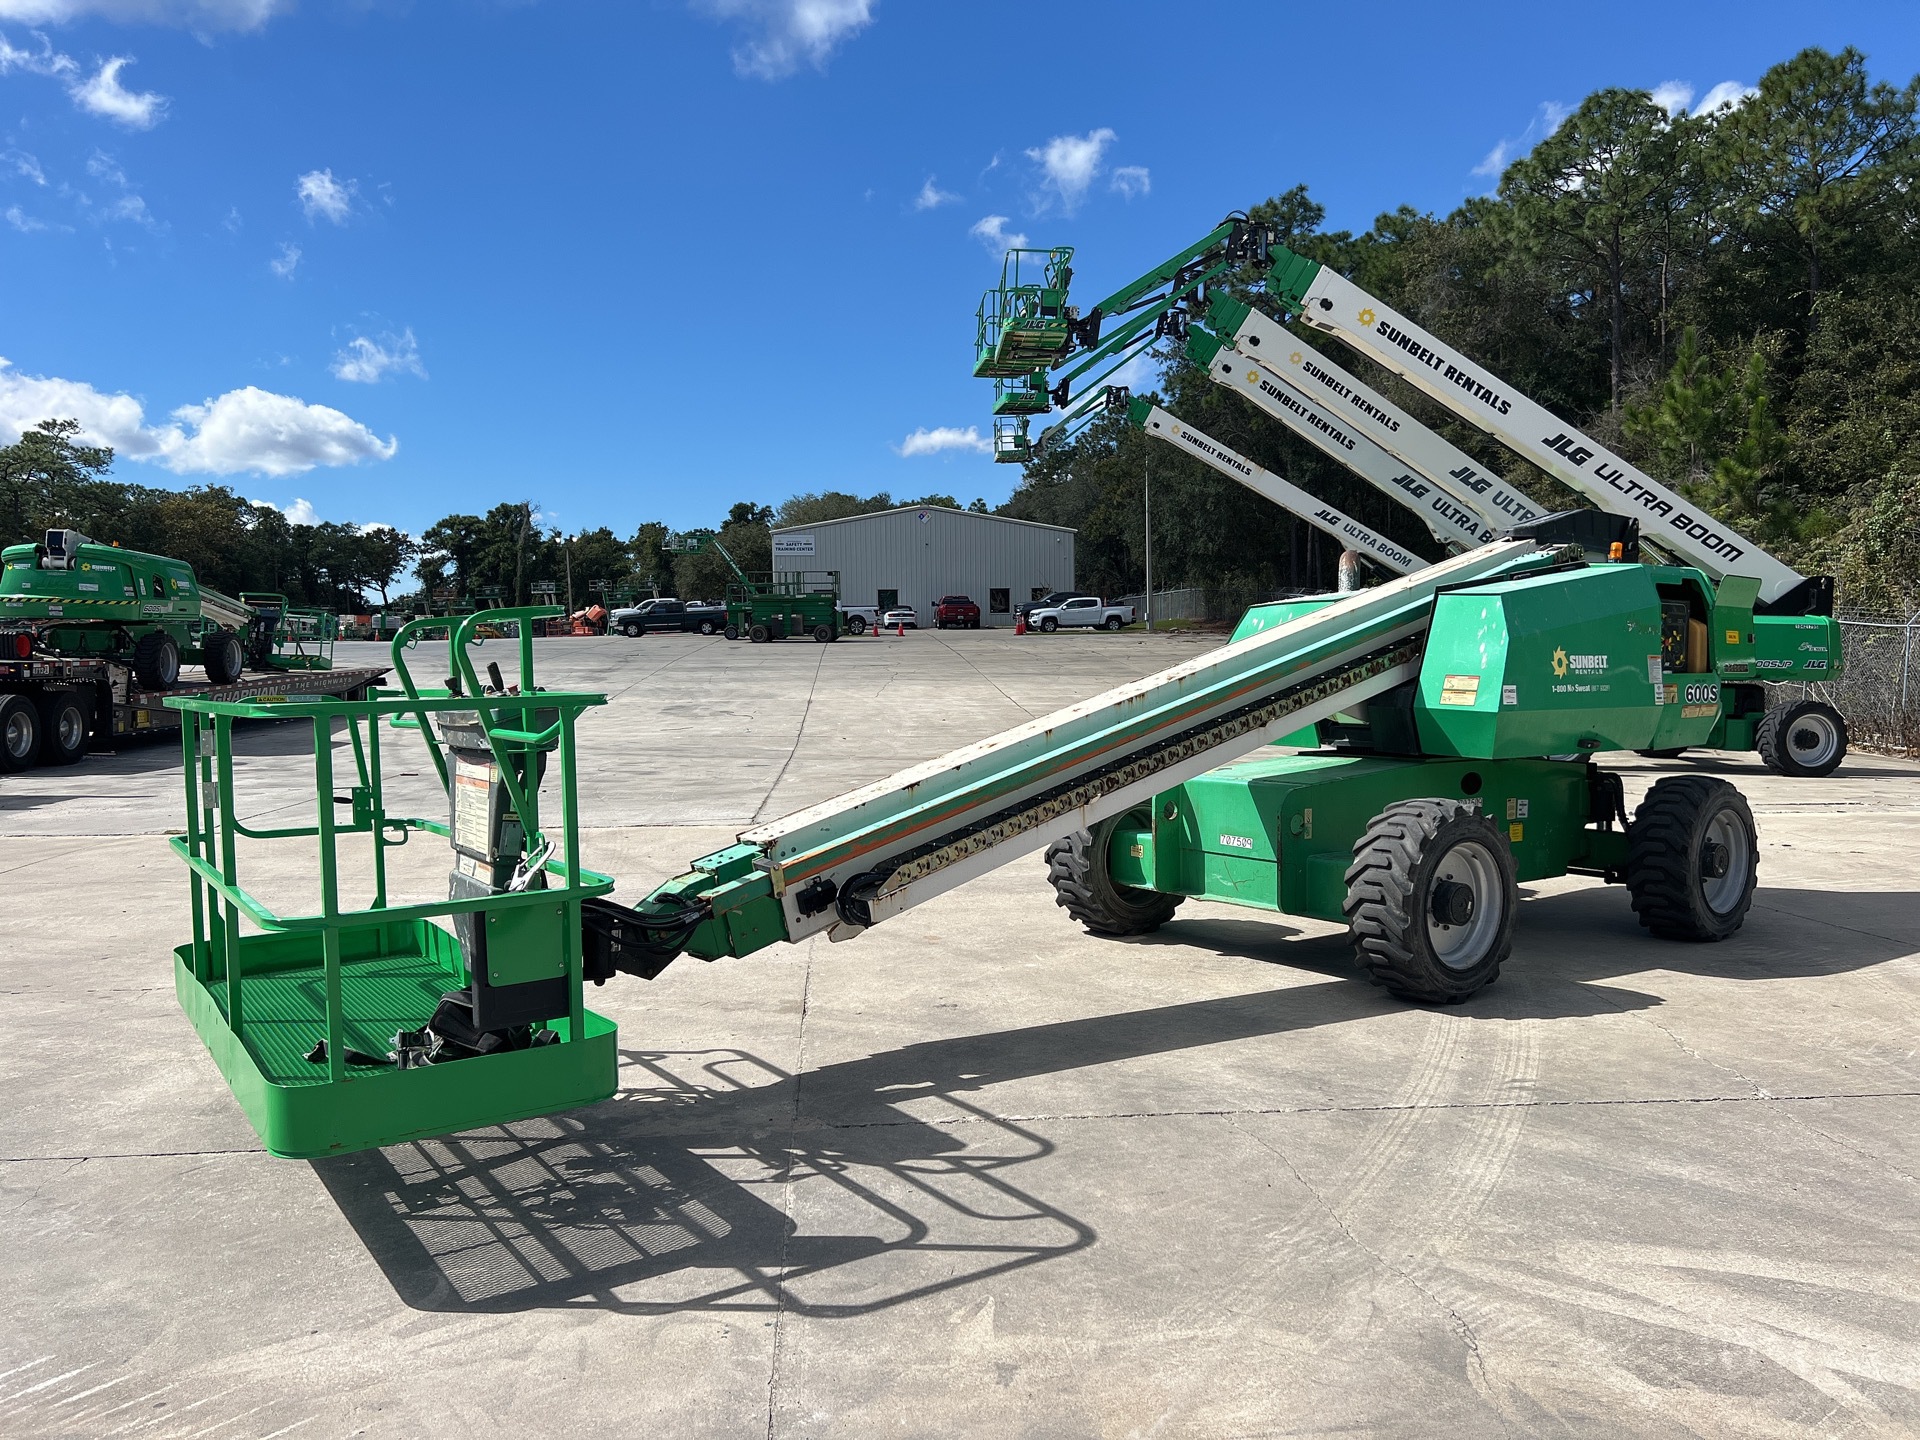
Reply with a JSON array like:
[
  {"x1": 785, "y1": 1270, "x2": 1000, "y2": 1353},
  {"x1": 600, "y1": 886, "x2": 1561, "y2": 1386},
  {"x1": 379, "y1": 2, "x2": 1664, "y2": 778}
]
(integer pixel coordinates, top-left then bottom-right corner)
[{"x1": 310, "y1": 884, "x2": 1917, "y2": 1319}]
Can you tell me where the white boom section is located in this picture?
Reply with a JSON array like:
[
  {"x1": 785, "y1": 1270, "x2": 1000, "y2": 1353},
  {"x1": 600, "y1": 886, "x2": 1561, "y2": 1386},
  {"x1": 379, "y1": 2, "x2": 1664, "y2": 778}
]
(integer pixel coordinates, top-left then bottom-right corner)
[
  {"x1": 1213, "y1": 304, "x2": 1547, "y2": 532},
  {"x1": 1285, "y1": 265, "x2": 1804, "y2": 602},
  {"x1": 1200, "y1": 345, "x2": 1497, "y2": 550},
  {"x1": 1133, "y1": 404, "x2": 1427, "y2": 576},
  {"x1": 740, "y1": 540, "x2": 1551, "y2": 943}
]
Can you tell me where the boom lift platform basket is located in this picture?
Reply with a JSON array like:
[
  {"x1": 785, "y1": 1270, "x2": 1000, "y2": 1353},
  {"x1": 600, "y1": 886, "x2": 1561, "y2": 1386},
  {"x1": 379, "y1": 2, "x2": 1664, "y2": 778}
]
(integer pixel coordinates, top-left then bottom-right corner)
[{"x1": 167, "y1": 608, "x2": 619, "y2": 1158}]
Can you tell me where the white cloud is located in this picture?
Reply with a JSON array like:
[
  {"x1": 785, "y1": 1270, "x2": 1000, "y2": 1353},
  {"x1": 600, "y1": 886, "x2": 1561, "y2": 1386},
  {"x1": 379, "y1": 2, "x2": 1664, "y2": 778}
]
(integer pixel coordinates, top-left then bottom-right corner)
[
  {"x1": 269, "y1": 240, "x2": 299, "y2": 279},
  {"x1": 0, "y1": 27, "x2": 75, "y2": 76},
  {"x1": 0, "y1": 357, "x2": 398, "y2": 476},
  {"x1": 1472, "y1": 100, "x2": 1571, "y2": 182},
  {"x1": 0, "y1": 1, "x2": 286, "y2": 32},
  {"x1": 251, "y1": 496, "x2": 317, "y2": 525},
  {"x1": 296, "y1": 168, "x2": 354, "y2": 224},
  {"x1": 969, "y1": 213, "x2": 1026, "y2": 254},
  {"x1": 694, "y1": 0, "x2": 874, "y2": 80},
  {"x1": 1694, "y1": 80, "x2": 1757, "y2": 115},
  {"x1": 80, "y1": 147, "x2": 156, "y2": 227},
  {"x1": 1110, "y1": 164, "x2": 1149, "y2": 200},
  {"x1": 5, "y1": 204, "x2": 46, "y2": 231},
  {"x1": 896, "y1": 425, "x2": 991, "y2": 458},
  {"x1": 1026, "y1": 127, "x2": 1114, "y2": 213},
  {"x1": 1649, "y1": 80, "x2": 1693, "y2": 116},
  {"x1": 4, "y1": 147, "x2": 46, "y2": 184},
  {"x1": 914, "y1": 174, "x2": 958, "y2": 211},
  {"x1": 71, "y1": 55, "x2": 165, "y2": 127},
  {"x1": 331, "y1": 328, "x2": 425, "y2": 384}
]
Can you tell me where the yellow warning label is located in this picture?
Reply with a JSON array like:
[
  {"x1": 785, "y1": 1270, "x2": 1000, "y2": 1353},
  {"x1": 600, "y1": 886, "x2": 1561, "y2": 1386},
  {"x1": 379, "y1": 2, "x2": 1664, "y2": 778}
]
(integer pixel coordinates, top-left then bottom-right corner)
[
  {"x1": 1725, "y1": 629, "x2": 1740, "y2": 645},
  {"x1": 1439, "y1": 673, "x2": 1480, "y2": 706},
  {"x1": 1509, "y1": 822, "x2": 1524, "y2": 843}
]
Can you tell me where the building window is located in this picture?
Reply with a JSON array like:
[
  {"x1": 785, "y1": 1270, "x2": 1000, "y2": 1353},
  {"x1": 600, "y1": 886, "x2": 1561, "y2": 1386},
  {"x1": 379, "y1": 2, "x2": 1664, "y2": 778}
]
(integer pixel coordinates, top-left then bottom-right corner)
[
  {"x1": 877, "y1": 588, "x2": 898, "y2": 612},
  {"x1": 989, "y1": 588, "x2": 1010, "y2": 615}
]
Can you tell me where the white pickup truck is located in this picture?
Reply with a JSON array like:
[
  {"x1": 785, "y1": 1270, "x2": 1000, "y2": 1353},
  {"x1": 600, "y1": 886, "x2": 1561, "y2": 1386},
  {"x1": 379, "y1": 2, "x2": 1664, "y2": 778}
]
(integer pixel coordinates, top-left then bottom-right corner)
[{"x1": 1026, "y1": 596, "x2": 1135, "y2": 632}]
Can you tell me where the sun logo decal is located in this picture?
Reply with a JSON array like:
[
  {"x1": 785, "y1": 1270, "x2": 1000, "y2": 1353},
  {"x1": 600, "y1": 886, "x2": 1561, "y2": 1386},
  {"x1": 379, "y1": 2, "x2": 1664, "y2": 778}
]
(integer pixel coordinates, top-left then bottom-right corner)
[
  {"x1": 1358, "y1": 307, "x2": 1377, "y2": 327},
  {"x1": 1552, "y1": 646, "x2": 1569, "y2": 678},
  {"x1": 1289, "y1": 351, "x2": 1303, "y2": 365}
]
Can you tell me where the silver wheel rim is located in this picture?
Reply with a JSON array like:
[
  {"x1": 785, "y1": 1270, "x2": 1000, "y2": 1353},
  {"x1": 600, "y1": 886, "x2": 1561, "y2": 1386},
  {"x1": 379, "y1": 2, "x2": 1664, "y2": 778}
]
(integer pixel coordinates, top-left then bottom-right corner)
[
  {"x1": 1701, "y1": 807, "x2": 1753, "y2": 914},
  {"x1": 57, "y1": 707, "x2": 83, "y2": 750},
  {"x1": 4, "y1": 710, "x2": 30, "y2": 759},
  {"x1": 1786, "y1": 711, "x2": 1840, "y2": 769},
  {"x1": 1426, "y1": 838, "x2": 1504, "y2": 970}
]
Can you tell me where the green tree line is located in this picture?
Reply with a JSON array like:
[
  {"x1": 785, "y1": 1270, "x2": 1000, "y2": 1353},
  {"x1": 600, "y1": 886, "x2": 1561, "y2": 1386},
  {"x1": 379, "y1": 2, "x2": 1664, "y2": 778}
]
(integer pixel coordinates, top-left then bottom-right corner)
[{"x1": 1004, "y1": 46, "x2": 1920, "y2": 616}]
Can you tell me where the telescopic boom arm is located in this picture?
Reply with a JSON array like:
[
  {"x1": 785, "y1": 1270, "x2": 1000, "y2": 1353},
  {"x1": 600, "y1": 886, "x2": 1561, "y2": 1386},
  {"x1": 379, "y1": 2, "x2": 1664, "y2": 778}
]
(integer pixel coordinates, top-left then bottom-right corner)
[{"x1": 1262, "y1": 248, "x2": 1826, "y2": 611}]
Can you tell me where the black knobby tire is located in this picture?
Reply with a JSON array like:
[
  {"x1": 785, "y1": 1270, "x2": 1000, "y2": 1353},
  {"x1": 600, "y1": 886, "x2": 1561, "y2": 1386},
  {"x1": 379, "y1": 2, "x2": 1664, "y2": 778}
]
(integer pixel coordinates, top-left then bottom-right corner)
[
  {"x1": 1626, "y1": 775, "x2": 1757, "y2": 941},
  {"x1": 0, "y1": 694, "x2": 42, "y2": 773},
  {"x1": 749, "y1": 623, "x2": 770, "y2": 644},
  {"x1": 723, "y1": 624, "x2": 739, "y2": 641},
  {"x1": 1045, "y1": 814, "x2": 1183, "y2": 936},
  {"x1": 132, "y1": 630, "x2": 180, "y2": 689},
  {"x1": 1756, "y1": 700, "x2": 1847, "y2": 778},
  {"x1": 1039, "y1": 616, "x2": 1059, "y2": 632},
  {"x1": 1344, "y1": 799, "x2": 1518, "y2": 1004},
  {"x1": 35, "y1": 692, "x2": 91, "y2": 766},
  {"x1": 202, "y1": 629, "x2": 244, "y2": 685},
  {"x1": 812, "y1": 623, "x2": 833, "y2": 643}
]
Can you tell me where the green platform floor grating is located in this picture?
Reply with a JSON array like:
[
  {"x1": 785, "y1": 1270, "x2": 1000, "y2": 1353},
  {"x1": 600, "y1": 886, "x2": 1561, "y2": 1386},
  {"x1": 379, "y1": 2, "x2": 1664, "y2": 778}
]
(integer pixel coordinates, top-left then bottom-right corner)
[{"x1": 211, "y1": 951, "x2": 460, "y2": 1085}]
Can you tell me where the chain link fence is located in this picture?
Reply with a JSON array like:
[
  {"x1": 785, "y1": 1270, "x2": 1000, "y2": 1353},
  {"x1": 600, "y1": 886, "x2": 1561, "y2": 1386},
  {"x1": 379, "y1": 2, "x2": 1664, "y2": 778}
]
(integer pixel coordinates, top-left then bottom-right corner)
[{"x1": 1776, "y1": 609, "x2": 1920, "y2": 756}]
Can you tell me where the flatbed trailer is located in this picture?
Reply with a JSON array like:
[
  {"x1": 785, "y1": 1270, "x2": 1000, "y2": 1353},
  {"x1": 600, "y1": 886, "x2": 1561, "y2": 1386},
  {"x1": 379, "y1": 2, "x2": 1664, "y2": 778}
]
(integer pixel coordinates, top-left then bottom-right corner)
[{"x1": 0, "y1": 643, "x2": 385, "y2": 771}]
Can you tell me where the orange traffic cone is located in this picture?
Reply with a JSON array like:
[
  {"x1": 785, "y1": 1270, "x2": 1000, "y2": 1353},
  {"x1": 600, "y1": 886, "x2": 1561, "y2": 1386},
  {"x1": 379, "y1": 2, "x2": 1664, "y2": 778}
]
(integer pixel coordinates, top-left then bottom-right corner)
[
  {"x1": 896, "y1": 621, "x2": 904, "y2": 637},
  {"x1": 1014, "y1": 616, "x2": 1027, "y2": 635}
]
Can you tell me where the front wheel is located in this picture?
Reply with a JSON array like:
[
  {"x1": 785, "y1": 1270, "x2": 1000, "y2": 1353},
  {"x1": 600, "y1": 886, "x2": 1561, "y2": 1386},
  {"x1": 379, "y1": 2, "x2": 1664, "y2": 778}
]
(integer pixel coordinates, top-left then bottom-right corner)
[
  {"x1": 723, "y1": 624, "x2": 740, "y2": 641},
  {"x1": 749, "y1": 623, "x2": 770, "y2": 643},
  {"x1": 1345, "y1": 799, "x2": 1517, "y2": 1004},
  {"x1": 812, "y1": 623, "x2": 833, "y2": 643},
  {"x1": 1045, "y1": 814, "x2": 1183, "y2": 936},
  {"x1": 132, "y1": 631, "x2": 181, "y2": 690},
  {"x1": 1757, "y1": 700, "x2": 1847, "y2": 778},
  {"x1": 202, "y1": 628, "x2": 244, "y2": 685},
  {"x1": 1039, "y1": 616, "x2": 1058, "y2": 632},
  {"x1": 1626, "y1": 775, "x2": 1757, "y2": 941},
  {"x1": 623, "y1": 623, "x2": 641, "y2": 638}
]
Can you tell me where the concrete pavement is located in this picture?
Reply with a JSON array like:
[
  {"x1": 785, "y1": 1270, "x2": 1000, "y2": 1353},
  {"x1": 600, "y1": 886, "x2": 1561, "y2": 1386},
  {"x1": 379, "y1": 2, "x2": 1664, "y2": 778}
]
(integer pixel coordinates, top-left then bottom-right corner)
[{"x1": 2, "y1": 628, "x2": 1916, "y2": 1438}]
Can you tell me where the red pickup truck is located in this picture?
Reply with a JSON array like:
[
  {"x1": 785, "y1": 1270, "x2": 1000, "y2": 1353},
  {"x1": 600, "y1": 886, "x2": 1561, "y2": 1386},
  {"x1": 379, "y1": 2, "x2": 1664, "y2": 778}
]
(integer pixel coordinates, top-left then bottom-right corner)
[{"x1": 933, "y1": 595, "x2": 982, "y2": 629}]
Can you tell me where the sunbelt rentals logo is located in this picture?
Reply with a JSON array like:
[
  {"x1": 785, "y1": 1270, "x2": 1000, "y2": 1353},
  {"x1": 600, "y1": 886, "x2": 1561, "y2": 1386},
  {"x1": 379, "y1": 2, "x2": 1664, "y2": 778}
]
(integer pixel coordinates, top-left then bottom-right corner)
[{"x1": 1552, "y1": 646, "x2": 1607, "y2": 677}]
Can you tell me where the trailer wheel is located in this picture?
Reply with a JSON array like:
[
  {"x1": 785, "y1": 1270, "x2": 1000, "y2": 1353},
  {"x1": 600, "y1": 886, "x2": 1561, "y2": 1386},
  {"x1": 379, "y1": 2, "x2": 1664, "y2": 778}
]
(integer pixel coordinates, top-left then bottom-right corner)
[
  {"x1": 1045, "y1": 814, "x2": 1183, "y2": 936},
  {"x1": 133, "y1": 631, "x2": 180, "y2": 689},
  {"x1": 1345, "y1": 799, "x2": 1516, "y2": 1004},
  {"x1": 749, "y1": 623, "x2": 770, "y2": 644},
  {"x1": 0, "y1": 694, "x2": 42, "y2": 772},
  {"x1": 202, "y1": 629, "x2": 244, "y2": 685},
  {"x1": 1626, "y1": 775, "x2": 1757, "y2": 941},
  {"x1": 35, "y1": 692, "x2": 90, "y2": 766},
  {"x1": 848, "y1": 616, "x2": 867, "y2": 635},
  {"x1": 1756, "y1": 700, "x2": 1847, "y2": 778}
]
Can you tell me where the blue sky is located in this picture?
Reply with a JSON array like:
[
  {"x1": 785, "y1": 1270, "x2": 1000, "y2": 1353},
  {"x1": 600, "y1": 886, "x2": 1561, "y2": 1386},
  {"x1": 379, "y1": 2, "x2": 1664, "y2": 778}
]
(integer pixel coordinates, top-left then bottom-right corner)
[{"x1": 1, "y1": 0, "x2": 1915, "y2": 541}]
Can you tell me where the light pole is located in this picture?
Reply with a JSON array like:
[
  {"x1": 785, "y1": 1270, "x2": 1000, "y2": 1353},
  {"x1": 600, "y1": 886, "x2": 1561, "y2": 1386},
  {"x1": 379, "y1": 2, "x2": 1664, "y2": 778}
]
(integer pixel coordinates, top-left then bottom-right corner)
[{"x1": 1143, "y1": 451, "x2": 1152, "y2": 632}]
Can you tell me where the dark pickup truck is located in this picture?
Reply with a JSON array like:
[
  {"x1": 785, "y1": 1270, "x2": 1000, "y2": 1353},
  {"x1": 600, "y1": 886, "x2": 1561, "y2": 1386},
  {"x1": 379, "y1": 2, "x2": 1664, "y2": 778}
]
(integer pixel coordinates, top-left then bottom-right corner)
[{"x1": 611, "y1": 598, "x2": 725, "y2": 636}]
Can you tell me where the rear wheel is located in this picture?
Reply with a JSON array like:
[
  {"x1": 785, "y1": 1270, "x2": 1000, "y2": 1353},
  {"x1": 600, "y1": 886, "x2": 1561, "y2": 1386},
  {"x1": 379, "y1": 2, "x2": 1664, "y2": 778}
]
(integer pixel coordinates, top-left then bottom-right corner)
[
  {"x1": 723, "y1": 624, "x2": 740, "y2": 640},
  {"x1": 698, "y1": 618, "x2": 717, "y2": 635},
  {"x1": 1344, "y1": 799, "x2": 1517, "y2": 1004},
  {"x1": 1045, "y1": 814, "x2": 1183, "y2": 936},
  {"x1": 1104, "y1": 615, "x2": 1123, "y2": 631},
  {"x1": 35, "y1": 692, "x2": 91, "y2": 766},
  {"x1": 202, "y1": 628, "x2": 244, "y2": 685},
  {"x1": 1756, "y1": 700, "x2": 1847, "y2": 778},
  {"x1": 1626, "y1": 775, "x2": 1757, "y2": 941},
  {"x1": 848, "y1": 616, "x2": 867, "y2": 635},
  {"x1": 812, "y1": 623, "x2": 833, "y2": 643},
  {"x1": 132, "y1": 631, "x2": 180, "y2": 690},
  {"x1": 0, "y1": 694, "x2": 42, "y2": 772},
  {"x1": 749, "y1": 623, "x2": 770, "y2": 644}
]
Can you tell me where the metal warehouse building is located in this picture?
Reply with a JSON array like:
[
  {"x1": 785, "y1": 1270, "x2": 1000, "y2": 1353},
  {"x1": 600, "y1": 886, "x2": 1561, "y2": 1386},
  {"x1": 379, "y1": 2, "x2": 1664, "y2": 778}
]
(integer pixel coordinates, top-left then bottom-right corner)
[{"x1": 770, "y1": 506, "x2": 1076, "y2": 628}]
